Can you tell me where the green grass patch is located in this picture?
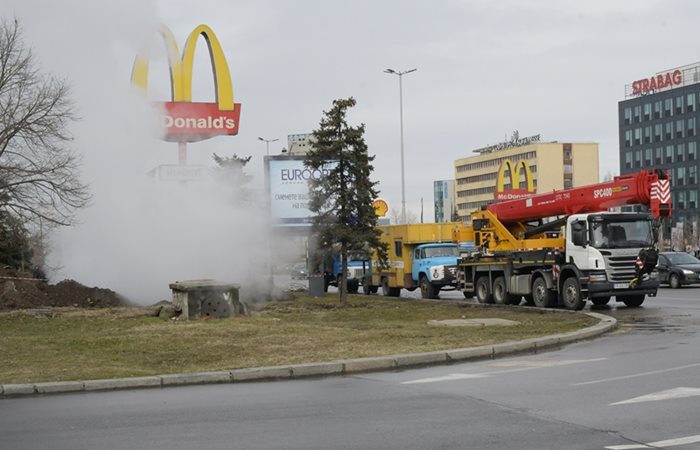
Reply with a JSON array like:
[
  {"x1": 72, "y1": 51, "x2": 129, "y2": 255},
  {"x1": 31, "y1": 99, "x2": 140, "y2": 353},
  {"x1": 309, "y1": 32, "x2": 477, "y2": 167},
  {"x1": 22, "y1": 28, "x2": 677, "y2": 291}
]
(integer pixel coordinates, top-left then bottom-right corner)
[{"x1": 0, "y1": 294, "x2": 598, "y2": 384}]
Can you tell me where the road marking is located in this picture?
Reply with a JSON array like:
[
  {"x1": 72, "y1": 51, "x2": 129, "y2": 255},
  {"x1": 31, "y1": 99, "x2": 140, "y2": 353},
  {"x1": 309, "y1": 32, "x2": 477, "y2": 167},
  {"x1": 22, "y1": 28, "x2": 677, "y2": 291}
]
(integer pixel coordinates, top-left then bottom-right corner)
[
  {"x1": 610, "y1": 387, "x2": 700, "y2": 406},
  {"x1": 402, "y1": 358, "x2": 606, "y2": 384},
  {"x1": 605, "y1": 434, "x2": 700, "y2": 449},
  {"x1": 574, "y1": 362, "x2": 700, "y2": 386}
]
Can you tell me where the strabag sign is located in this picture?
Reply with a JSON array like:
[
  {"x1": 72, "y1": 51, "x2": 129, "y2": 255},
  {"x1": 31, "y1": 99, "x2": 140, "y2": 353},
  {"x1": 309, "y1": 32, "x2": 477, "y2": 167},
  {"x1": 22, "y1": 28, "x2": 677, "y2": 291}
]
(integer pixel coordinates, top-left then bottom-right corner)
[
  {"x1": 131, "y1": 24, "x2": 241, "y2": 142},
  {"x1": 267, "y1": 157, "x2": 334, "y2": 227}
]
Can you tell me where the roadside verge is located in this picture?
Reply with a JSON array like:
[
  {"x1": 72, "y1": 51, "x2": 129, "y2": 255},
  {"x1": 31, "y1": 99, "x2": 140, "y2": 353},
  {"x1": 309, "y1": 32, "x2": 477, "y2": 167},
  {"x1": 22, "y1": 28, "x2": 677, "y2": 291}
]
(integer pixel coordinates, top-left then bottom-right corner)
[{"x1": 0, "y1": 311, "x2": 616, "y2": 398}]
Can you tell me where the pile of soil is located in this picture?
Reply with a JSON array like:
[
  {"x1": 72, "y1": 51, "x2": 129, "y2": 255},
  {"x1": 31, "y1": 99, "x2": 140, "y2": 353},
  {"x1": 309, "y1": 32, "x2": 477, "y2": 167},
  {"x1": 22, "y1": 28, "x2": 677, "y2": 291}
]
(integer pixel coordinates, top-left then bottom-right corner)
[{"x1": 0, "y1": 266, "x2": 126, "y2": 310}]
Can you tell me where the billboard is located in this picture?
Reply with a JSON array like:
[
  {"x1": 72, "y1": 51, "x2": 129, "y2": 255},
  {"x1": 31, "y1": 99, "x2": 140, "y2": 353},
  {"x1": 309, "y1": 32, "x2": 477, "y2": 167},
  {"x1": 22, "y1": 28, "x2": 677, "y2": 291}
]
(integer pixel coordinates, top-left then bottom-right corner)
[{"x1": 266, "y1": 156, "x2": 333, "y2": 227}]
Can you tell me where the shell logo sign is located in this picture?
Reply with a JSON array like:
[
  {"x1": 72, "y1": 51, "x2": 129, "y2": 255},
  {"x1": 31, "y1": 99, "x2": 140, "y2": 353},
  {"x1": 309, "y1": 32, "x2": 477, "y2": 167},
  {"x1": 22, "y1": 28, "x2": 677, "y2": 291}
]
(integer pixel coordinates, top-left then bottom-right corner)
[
  {"x1": 495, "y1": 159, "x2": 536, "y2": 201},
  {"x1": 131, "y1": 24, "x2": 241, "y2": 142},
  {"x1": 373, "y1": 199, "x2": 389, "y2": 217}
]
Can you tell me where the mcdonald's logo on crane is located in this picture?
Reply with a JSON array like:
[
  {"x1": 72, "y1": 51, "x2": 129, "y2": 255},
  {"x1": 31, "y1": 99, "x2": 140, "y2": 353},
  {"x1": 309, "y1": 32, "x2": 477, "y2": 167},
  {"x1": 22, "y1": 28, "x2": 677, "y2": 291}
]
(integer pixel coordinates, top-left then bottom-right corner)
[
  {"x1": 131, "y1": 24, "x2": 241, "y2": 143},
  {"x1": 494, "y1": 159, "x2": 536, "y2": 201}
]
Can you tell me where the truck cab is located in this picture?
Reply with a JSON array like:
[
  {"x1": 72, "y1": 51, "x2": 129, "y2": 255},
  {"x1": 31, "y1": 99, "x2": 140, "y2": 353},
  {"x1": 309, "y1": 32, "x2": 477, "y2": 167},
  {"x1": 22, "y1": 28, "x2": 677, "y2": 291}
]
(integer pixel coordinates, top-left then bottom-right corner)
[
  {"x1": 411, "y1": 243, "x2": 460, "y2": 298},
  {"x1": 567, "y1": 212, "x2": 659, "y2": 306}
]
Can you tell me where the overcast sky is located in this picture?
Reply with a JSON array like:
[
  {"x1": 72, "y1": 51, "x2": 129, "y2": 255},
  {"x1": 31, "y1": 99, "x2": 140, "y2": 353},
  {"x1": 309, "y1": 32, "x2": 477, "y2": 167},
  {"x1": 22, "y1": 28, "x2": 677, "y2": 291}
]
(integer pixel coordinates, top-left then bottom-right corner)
[{"x1": 5, "y1": 0, "x2": 700, "y2": 217}]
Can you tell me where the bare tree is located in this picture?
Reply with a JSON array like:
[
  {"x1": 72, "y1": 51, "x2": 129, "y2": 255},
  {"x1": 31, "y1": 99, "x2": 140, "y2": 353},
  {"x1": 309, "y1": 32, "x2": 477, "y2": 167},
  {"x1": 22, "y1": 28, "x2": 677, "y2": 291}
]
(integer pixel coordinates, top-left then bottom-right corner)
[
  {"x1": 0, "y1": 18, "x2": 89, "y2": 229},
  {"x1": 389, "y1": 207, "x2": 418, "y2": 225}
]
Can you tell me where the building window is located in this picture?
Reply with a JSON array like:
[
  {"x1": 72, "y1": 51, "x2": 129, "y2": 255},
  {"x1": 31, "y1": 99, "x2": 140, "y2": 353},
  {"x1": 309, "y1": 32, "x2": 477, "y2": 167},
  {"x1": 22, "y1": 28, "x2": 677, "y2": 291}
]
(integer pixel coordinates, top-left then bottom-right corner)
[
  {"x1": 643, "y1": 103, "x2": 651, "y2": 121},
  {"x1": 689, "y1": 190, "x2": 698, "y2": 209},
  {"x1": 635, "y1": 150, "x2": 643, "y2": 168},
  {"x1": 654, "y1": 100, "x2": 662, "y2": 119},
  {"x1": 676, "y1": 120, "x2": 685, "y2": 139},
  {"x1": 643, "y1": 148, "x2": 653, "y2": 166},
  {"x1": 689, "y1": 165, "x2": 697, "y2": 185},
  {"x1": 654, "y1": 124, "x2": 663, "y2": 142},
  {"x1": 634, "y1": 128, "x2": 642, "y2": 145},
  {"x1": 665, "y1": 122, "x2": 673, "y2": 140},
  {"x1": 676, "y1": 166, "x2": 686, "y2": 186},
  {"x1": 644, "y1": 126, "x2": 652, "y2": 144},
  {"x1": 688, "y1": 93, "x2": 696, "y2": 113},
  {"x1": 625, "y1": 152, "x2": 633, "y2": 169},
  {"x1": 676, "y1": 96, "x2": 684, "y2": 114},
  {"x1": 677, "y1": 190, "x2": 686, "y2": 209},
  {"x1": 666, "y1": 145, "x2": 675, "y2": 164},
  {"x1": 624, "y1": 107, "x2": 632, "y2": 125},
  {"x1": 677, "y1": 143, "x2": 685, "y2": 162},
  {"x1": 688, "y1": 117, "x2": 696, "y2": 137},
  {"x1": 655, "y1": 147, "x2": 663, "y2": 165},
  {"x1": 689, "y1": 142, "x2": 697, "y2": 161},
  {"x1": 665, "y1": 98, "x2": 673, "y2": 117},
  {"x1": 564, "y1": 178, "x2": 573, "y2": 189},
  {"x1": 634, "y1": 105, "x2": 642, "y2": 123},
  {"x1": 624, "y1": 130, "x2": 632, "y2": 147}
]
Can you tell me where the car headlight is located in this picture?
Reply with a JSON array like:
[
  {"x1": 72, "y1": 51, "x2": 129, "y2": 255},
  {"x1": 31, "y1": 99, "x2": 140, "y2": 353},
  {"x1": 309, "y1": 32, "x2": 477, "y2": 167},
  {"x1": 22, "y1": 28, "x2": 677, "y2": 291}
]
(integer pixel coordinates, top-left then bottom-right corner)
[
  {"x1": 682, "y1": 269, "x2": 694, "y2": 275},
  {"x1": 429, "y1": 265, "x2": 445, "y2": 281}
]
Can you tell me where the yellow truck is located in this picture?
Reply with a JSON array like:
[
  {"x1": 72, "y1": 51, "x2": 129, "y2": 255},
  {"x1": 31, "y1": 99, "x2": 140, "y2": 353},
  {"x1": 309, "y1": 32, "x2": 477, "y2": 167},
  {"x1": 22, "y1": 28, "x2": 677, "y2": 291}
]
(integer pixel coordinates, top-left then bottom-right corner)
[{"x1": 364, "y1": 222, "x2": 468, "y2": 299}]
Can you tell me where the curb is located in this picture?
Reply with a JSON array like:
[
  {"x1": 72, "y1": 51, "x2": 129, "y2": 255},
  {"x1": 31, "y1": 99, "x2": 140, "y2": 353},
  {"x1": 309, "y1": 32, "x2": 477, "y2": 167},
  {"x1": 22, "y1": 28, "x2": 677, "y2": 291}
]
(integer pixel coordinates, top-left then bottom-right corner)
[{"x1": 0, "y1": 310, "x2": 616, "y2": 398}]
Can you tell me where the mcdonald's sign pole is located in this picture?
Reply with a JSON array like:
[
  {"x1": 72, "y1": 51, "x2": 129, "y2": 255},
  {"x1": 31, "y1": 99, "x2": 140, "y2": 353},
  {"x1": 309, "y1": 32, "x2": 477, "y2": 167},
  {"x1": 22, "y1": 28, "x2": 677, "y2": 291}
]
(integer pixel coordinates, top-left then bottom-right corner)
[{"x1": 131, "y1": 24, "x2": 241, "y2": 164}]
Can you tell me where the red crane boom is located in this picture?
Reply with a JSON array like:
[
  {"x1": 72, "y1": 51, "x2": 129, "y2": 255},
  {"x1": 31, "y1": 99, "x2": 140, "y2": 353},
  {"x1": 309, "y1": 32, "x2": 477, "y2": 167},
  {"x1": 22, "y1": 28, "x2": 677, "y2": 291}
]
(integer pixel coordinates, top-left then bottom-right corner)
[{"x1": 487, "y1": 170, "x2": 672, "y2": 224}]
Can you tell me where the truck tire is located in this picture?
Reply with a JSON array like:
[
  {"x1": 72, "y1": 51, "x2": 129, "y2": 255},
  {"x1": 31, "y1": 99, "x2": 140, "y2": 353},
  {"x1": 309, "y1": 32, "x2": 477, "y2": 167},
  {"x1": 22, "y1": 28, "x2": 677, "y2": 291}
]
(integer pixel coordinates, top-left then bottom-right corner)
[
  {"x1": 493, "y1": 276, "x2": 519, "y2": 305},
  {"x1": 381, "y1": 278, "x2": 400, "y2": 297},
  {"x1": 420, "y1": 275, "x2": 439, "y2": 299},
  {"x1": 475, "y1": 276, "x2": 493, "y2": 304},
  {"x1": 562, "y1": 277, "x2": 585, "y2": 310},
  {"x1": 532, "y1": 276, "x2": 556, "y2": 308},
  {"x1": 619, "y1": 295, "x2": 645, "y2": 307}
]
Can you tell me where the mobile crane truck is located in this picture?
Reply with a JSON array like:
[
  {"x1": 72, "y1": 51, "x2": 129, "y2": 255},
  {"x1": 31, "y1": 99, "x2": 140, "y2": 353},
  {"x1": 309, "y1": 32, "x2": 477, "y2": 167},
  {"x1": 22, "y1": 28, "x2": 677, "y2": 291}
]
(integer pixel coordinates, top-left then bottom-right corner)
[
  {"x1": 454, "y1": 169, "x2": 672, "y2": 310},
  {"x1": 364, "y1": 223, "x2": 463, "y2": 299}
]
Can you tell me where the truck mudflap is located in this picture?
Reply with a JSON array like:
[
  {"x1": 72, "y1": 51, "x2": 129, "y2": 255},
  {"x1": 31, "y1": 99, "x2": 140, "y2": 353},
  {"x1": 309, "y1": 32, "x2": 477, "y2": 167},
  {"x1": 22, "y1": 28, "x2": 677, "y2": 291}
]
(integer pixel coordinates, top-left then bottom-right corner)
[{"x1": 586, "y1": 279, "x2": 659, "y2": 298}]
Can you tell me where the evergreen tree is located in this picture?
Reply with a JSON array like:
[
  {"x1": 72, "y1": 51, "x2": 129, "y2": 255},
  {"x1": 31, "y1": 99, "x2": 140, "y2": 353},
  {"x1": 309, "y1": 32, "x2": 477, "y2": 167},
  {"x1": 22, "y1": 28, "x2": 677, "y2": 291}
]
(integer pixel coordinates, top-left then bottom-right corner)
[
  {"x1": 305, "y1": 98, "x2": 387, "y2": 305},
  {"x1": 212, "y1": 153, "x2": 253, "y2": 204}
]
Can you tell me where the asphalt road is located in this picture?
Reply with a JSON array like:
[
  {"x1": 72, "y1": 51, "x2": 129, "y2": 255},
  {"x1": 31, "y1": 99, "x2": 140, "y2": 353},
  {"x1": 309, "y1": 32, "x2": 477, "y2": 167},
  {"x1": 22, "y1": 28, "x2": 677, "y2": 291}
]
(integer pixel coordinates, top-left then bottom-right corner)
[{"x1": 1, "y1": 286, "x2": 699, "y2": 450}]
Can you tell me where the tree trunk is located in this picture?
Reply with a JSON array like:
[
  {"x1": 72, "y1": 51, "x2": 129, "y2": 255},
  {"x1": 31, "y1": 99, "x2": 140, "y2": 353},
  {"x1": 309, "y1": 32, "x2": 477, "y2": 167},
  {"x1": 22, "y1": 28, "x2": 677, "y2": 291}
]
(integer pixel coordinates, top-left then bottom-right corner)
[{"x1": 339, "y1": 244, "x2": 348, "y2": 306}]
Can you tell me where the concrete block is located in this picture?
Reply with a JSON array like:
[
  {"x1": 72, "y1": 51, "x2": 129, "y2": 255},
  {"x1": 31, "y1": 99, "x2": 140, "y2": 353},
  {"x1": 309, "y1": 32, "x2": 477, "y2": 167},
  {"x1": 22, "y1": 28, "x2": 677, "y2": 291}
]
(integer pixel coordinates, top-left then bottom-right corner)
[
  {"x1": 533, "y1": 335, "x2": 561, "y2": 351},
  {"x1": 231, "y1": 366, "x2": 292, "y2": 382},
  {"x1": 83, "y1": 376, "x2": 161, "y2": 391},
  {"x1": 35, "y1": 381, "x2": 84, "y2": 394},
  {"x1": 290, "y1": 362, "x2": 344, "y2": 378},
  {"x1": 161, "y1": 371, "x2": 232, "y2": 386},
  {"x1": 1, "y1": 384, "x2": 36, "y2": 396},
  {"x1": 342, "y1": 356, "x2": 397, "y2": 374}
]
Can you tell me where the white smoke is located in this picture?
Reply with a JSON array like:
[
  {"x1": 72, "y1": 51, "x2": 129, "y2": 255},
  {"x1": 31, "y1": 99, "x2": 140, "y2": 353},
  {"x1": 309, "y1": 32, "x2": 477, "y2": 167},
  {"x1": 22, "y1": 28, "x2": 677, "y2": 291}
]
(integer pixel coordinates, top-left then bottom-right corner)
[{"x1": 1, "y1": 1, "x2": 290, "y2": 304}]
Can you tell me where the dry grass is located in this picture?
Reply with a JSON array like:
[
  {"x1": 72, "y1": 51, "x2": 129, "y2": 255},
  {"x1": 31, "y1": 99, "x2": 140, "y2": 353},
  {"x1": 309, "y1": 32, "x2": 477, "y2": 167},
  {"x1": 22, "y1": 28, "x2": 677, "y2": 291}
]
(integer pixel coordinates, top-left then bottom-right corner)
[{"x1": 0, "y1": 293, "x2": 598, "y2": 384}]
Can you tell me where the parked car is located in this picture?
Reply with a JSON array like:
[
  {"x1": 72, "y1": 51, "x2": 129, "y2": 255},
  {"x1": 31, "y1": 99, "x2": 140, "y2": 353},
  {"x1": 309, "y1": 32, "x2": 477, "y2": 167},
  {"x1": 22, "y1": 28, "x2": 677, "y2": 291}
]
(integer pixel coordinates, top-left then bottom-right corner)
[
  {"x1": 290, "y1": 262, "x2": 309, "y2": 280},
  {"x1": 657, "y1": 251, "x2": 700, "y2": 288}
]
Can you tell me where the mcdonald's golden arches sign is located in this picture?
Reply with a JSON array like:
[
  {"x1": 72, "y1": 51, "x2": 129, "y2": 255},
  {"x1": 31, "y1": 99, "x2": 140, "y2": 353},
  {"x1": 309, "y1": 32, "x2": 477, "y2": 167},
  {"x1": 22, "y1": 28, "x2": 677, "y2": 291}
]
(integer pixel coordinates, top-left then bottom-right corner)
[
  {"x1": 494, "y1": 159, "x2": 536, "y2": 201},
  {"x1": 131, "y1": 24, "x2": 241, "y2": 142}
]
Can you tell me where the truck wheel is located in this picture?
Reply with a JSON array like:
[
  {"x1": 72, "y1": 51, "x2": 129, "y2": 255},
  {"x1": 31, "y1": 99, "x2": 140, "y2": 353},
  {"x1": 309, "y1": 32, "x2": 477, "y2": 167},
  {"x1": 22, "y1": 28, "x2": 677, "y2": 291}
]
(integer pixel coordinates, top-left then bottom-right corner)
[
  {"x1": 619, "y1": 295, "x2": 645, "y2": 307},
  {"x1": 475, "y1": 277, "x2": 493, "y2": 304},
  {"x1": 562, "y1": 277, "x2": 585, "y2": 310},
  {"x1": 493, "y1": 276, "x2": 519, "y2": 305},
  {"x1": 420, "y1": 275, "x2": 439, "y2": 299},
  {"x1": 591, "y1": 297, "x2": 610, "y2": 306},
  {"x1": 669, "y1": 273, "x2": 681, "y2": 289},
  {"x1": 532, "y1": 277, "x2": 556, "y2": 308},
  {"x1": 382, "y1": 278, "x2": 400, "y2": 297}
]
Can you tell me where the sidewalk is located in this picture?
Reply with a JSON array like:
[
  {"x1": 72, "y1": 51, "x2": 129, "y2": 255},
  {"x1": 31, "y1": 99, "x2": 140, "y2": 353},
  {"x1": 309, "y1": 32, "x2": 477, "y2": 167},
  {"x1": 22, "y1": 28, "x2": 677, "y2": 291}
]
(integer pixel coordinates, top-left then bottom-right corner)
[{"x1": 0, "y1": 311, "x2": 616, "y2": 398}]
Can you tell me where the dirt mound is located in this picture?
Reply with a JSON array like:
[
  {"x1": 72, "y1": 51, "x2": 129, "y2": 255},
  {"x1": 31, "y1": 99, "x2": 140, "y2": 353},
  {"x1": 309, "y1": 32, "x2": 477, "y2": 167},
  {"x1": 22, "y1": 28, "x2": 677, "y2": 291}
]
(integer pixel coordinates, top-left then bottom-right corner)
[{"x1": 0, "y1": 266, "x2": 126, "y2": 310}]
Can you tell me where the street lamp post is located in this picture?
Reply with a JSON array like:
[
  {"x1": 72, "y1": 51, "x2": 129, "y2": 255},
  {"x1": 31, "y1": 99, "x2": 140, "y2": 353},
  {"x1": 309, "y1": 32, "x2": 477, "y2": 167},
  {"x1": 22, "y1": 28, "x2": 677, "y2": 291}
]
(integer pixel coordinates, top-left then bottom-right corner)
[
  {"x1": 258, "y1": 136, "x2": 279, "y2": 156},
  {"x1": 384, "y1": 68, "x2": 417, "y2": 224}
]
